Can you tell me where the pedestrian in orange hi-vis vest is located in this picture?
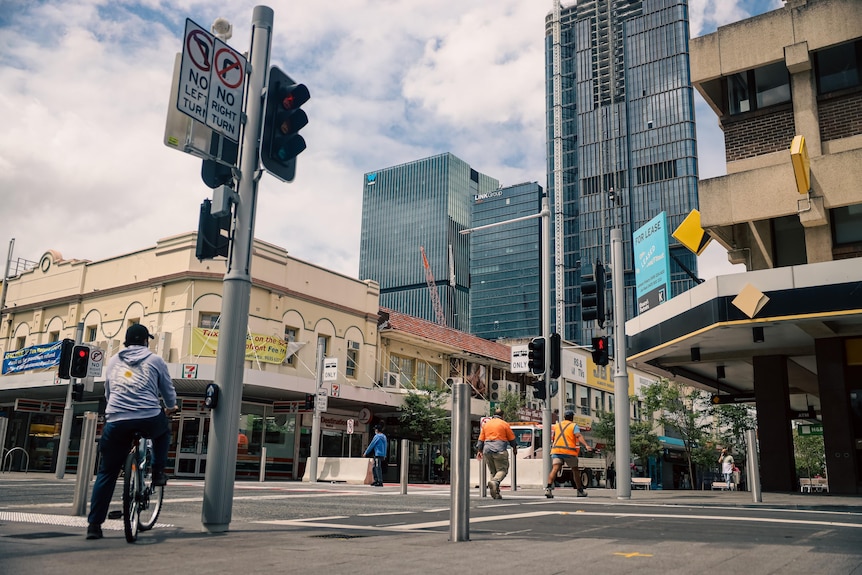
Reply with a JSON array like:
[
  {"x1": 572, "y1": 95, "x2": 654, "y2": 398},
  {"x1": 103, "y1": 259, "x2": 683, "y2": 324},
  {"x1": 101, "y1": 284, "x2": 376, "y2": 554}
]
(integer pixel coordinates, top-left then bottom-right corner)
[
  {"x1": 475, "y1": 409, "x2": 518, "y2": 499},
  {"x1": 545, "y1": 410, "x2": 592, "y2": 498}
]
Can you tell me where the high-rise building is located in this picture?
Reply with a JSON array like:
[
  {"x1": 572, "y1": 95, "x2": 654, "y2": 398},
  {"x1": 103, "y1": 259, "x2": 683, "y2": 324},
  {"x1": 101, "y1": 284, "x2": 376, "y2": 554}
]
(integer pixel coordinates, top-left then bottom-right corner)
[
  {"x1": 358, "y1": 153, "x2": 499, "y2": 331},
  {"x1": 546, "y1": 0, "x2": 700, "y2": 344},
  {"x1": 469, "y1": 182, "x2": 544, "y2": 340}
]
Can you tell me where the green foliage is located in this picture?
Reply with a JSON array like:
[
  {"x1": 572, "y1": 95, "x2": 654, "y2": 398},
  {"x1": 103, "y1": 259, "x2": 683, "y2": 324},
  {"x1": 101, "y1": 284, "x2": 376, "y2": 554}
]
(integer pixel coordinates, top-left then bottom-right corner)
[
  {"x1": 794, "y1": 430, "x2": 825, "y2": 478},
  {"x1": 592, "y1": 410, "x2": 616, "y2": 452},
  {"x1": 591, "y1": 397, "x2": 661, "y2": 476},
  {"x1": 496, "y1": 392, "x2": 526, "y2": 422},
  {"x1": 641, "y1": 378, "x2": 713, "y2": 487},
  {"x1": 397, "y1": 385, "x2": 451, "y2": 443},
  {"x1": 710, "y1": 403, "x2": 757, "y2": 463}
]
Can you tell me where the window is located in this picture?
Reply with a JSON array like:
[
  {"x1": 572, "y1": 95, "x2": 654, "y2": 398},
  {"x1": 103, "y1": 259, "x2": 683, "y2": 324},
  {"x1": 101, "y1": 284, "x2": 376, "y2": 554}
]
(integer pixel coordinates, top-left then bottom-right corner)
[
  {"x1": 816, "y1": 40, "x2": 861, "y2": 94},
  {"x1": 284, "y1": 326, "x2": 298, "y2": 366},
  {"x1": 346, "y1": 340, "x2": 359, "y2": 378},
  {"x1": 199, "y1": 313, "x2": 220, "y2": 329},
  {"x1": 16, "y1": 336, "x2": 25, "y2": 350},
  {"x1": 388, "y1": 354, "x2": 415, "y2": 387},
  {"x1": 727, "y1": 62, "x2": 790, "y2": 115},
  {"x1": 832, "y1": 205, "x2": 862, "y2": 245},
  {"x1": 49, "y1": 331, "x2": 60, "y2": 343},
  {"x1": 86, "y1": 325, "x2": 97, "y2": 342}
]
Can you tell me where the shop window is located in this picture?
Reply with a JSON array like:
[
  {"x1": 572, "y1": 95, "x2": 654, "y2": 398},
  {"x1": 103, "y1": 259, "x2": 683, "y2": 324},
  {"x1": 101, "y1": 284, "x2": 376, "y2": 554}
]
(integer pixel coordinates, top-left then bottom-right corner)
[
  {"x1": 284, "y1": 326, "x2": 298, "y2": 366},
  {"x1": 346, "y1": 340, "x2": 359, "y2": 378},
  {"x1": 199, "y1": 313, "x2": 220, "y2": 329},
  {"x1": 816, "y1": 40, "x2": 861, "y2": 94}
]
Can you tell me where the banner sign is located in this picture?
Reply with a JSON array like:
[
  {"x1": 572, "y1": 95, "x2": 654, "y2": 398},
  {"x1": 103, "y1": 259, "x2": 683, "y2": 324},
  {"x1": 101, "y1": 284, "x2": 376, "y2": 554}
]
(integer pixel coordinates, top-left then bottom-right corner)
[
  {"x1": 633, "y1": 211, "x2": 671, "y2": 314},
  {"x1": 191, "y1": 328, "x2": 289, "y2": 364},
  {"x1": 2, "y1": 341, "x2": 63, "y2": 375}
]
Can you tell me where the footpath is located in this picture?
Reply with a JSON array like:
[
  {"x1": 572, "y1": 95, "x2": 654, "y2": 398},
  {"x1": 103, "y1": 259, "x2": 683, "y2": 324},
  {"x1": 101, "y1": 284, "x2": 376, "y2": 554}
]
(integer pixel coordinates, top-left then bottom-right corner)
[{"x1": 1, "y1": 473, "x2": 860, "y2": 575}]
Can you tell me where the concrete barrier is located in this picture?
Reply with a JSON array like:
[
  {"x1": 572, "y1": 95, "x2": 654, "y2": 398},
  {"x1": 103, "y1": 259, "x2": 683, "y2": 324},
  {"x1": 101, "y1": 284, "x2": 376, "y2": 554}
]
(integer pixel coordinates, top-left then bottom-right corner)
[
  {"x1": 301, "y1": 457, "x2": 373, "y2": 484},
  {"x1": 471, "y1": 458, "x2": 546, "y2": 488}
]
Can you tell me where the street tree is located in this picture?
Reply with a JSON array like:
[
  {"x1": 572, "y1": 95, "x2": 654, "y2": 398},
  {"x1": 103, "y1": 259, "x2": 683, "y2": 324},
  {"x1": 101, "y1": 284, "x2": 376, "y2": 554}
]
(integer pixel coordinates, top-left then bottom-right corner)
[
  {"x1": 397, "y1": 385, "x2": 451, "y2": 444},
  {"x1": 794, "y1": 430, "x2": 825, "y2": 479}
]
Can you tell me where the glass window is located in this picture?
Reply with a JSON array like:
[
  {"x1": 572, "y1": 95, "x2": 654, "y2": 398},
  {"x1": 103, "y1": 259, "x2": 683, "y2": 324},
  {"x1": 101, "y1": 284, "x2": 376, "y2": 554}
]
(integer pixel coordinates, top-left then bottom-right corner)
[
  {"x1": 346, "y1": 340, "x2": 359, "y2": 378},
  {"x1": 199, "y1": 313, "x2": 219, "y2": 329},
  {"x1": 773, "y1": 215, "x2": 807, "y2": 267},
  {"x1": 728, "y1": 72, "x2": 751, "y2": 114},
  {"x1": 755, "y1": 62, "x2": 790, "y2": 108},
  {"x1": 49, "y1": 331, "x2": 59, "y2": 343},
  {"x1": 832, "y1": 205, "x2": 862, "y2": 245},
  {"x1": 284, "y1": 327, "x2": 298, "y2": 366},
  {"x1": 16, "y1": 336, "x2": 25, "y2": 350},
  {"x1": 86, "y1": 325, "x2": 97, "y2": 342},
  {"x1": 816, "y1": 41, "x2": 860, "y2": 94}
]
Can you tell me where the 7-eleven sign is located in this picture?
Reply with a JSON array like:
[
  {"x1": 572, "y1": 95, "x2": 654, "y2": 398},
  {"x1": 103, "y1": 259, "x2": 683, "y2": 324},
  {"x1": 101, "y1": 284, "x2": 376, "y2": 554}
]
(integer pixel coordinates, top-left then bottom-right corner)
[{"x1": 182, "y1": 364, "x2": 199, "y2": 379}]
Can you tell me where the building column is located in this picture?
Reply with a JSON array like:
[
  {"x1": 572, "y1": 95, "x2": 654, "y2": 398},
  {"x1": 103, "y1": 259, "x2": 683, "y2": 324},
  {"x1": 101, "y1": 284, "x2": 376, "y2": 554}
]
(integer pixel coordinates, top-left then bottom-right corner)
[
  {"x1": 753, "y1": 355, "x2": 796, "y2": 491},
  {"x1": 815, "y1": 337, "x2": 860, "y2": 495}
]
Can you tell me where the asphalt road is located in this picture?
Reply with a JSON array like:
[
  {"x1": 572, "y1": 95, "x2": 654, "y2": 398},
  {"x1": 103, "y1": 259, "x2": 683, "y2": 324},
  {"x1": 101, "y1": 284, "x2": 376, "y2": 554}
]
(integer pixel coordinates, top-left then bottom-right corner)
[{"x1": 2, "y1": 474, "x2": 861, "y2": 574}]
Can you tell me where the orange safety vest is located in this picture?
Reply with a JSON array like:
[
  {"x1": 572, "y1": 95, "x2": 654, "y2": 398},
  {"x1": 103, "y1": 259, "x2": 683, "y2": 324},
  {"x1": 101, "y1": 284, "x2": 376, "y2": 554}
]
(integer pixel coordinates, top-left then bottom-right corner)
[{"x1": 550, "y1": 421, "x2": 580, "y2": 457}]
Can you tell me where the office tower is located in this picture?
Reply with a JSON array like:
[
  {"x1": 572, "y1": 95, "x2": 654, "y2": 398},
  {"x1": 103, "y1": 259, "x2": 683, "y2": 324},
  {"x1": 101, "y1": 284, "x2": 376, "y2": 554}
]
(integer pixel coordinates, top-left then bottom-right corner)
[
  {"x1": 359, "y1": 153, "x2": 499, "y2": 331},
  {"x1": 469, "y1": 182, "x2": 544, "y2": 340},
  {"x1": 546, "y1": 0, "x2": 700, "y2": 344}
]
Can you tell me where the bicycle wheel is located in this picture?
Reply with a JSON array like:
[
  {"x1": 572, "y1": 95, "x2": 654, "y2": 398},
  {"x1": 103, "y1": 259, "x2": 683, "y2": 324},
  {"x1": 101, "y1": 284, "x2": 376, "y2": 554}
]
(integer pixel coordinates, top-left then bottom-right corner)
[
  {"x1": 138, "y1": 448, "x2": 164, "y2": 531},
  {"x1": 122, "y1": 451, "x2": 140, "y2": 543}
]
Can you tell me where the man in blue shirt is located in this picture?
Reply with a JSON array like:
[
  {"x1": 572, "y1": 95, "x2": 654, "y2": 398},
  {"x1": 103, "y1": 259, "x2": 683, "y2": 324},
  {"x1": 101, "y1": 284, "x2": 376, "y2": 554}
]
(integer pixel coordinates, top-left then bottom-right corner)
[
  {"x1": 86, "y1": 324, "x2": 178, "y2": 540},
  {"x1": 364, "y1": 425, "x2": 387, "y2": 486}
]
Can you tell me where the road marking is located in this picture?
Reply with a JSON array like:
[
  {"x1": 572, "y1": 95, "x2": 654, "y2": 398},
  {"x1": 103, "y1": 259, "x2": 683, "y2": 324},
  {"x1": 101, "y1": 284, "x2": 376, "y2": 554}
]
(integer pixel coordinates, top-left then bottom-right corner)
[
  {"x1": 614, "y1": 552, "x2": 654, "y2": 558},
  {"x1": 358, "y1": 511, "x2": 413, "y2": 517},
  {"x1": 0, "y1": 511, "x2": 173, "y2": 530}
]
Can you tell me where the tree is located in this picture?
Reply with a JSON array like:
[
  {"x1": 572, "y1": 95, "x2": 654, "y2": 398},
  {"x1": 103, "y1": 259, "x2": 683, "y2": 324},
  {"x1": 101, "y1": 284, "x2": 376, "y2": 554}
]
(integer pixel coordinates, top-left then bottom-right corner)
[
  {"x1": 496, "y1": 391, "x2": 526, "y2": 422},
  {"x1": 794, "y1": 430, "x2": 825, "y2": 479},
  {"x1": 591, "y1": 398, "x2": 661, "y2": 477},
  {"x1": 641, "y1": 378, "x2": 712, "y2": 489},
  {"x1": 397, "y1": 385, "x2": 451, "y2": 443}
]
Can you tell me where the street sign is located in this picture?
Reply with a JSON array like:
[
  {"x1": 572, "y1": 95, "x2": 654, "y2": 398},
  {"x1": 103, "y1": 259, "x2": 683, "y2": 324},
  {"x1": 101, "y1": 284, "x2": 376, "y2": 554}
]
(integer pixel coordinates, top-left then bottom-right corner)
[
  {"x1": 710, "y1": 393, "x2": 756, "y2": 405},
  {"x1": 331, "y1": 383, "x2": 340, "y2": 397},
  {"x1": 510, "y1": 345, "x2": 529, "y2": 373},
  {"x1": 87, "y1": 348, "x2": 104, "y2": 377},
  {"x1": 177, "y1": 19, "x2": 246, "y2": 143},
  {"x1": 347, "y1": 419, "x2": 354, "y2": 434},
  {"x1": 323, "y1": 358, "x2": 338, "y2": 382},
  {"x1": 316, "y1": 390, "x2": 328, "y2": 412},
  {"x1": 798, "y1": 424, "x2": 823, "y2": 436}
]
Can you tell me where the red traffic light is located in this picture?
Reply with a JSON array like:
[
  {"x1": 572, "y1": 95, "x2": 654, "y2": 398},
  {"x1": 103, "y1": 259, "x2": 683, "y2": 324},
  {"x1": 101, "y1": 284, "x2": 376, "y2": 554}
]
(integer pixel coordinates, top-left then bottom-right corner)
[{"x1": 77, "y1": 348, "x2": 88, "y2": 357}]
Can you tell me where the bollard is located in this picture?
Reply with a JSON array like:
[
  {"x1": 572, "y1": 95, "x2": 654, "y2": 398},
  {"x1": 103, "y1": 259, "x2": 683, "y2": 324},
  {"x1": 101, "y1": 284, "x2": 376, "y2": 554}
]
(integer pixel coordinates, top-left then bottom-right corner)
[
  {"x1": 479, "y1": 453, "x2": 487, "y2": 497},
  {"x1": 511, "y1": 449, "x2": 518, "y2": 492},
  {"x1": 72, "y1": 412, "x2": 98, "y2": 516},
  {"x1": 746, "y1": 428, "x2": 762, "y2": 503},
  {"x1": 450, "y1": 383, "x2": 471, "y2": 542},
  {"x1": 400, "y1": 439, "x2": 409, "y2": 495},
  {"x1": 259, "y1": 446, "x2": 267, "y2": 482}
]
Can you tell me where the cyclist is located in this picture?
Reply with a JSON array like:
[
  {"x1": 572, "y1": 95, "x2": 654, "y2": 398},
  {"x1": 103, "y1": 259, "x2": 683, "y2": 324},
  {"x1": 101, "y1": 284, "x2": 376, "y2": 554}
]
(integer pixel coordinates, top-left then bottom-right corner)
[{"x1": 86, "y1": 324, "x2": 178, "y2": 540}]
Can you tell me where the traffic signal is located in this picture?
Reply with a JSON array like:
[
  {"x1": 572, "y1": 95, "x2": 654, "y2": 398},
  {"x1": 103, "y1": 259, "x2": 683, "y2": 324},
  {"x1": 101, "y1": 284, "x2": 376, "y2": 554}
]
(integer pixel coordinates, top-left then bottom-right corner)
[
  {"x1": 201, "y1": 134, "x2": 239, "y2": 189},
  {"x1": 528, "y1": 336, "x2": 547, "y2": 375},
  {"x1": 261, "y1": 66, "x2": 310, "y2": 182},
  {"x1": 581, "y1": 260, "x2": 606, "y2": 328},
  {"x1": 57, "y1": 338, "x2": 75, "y2": 380},
  {"x1": 549, "y1": 333, "x2": 562, "y2": 379},
  {"x1": 531, "y1": 380, "x2": 547, "y2": 401},
  {"x1": 304, "y1": 394, "x2": 315, "y2": 410},
  {"x1": 72, "y1": 383, "x2": 84, "y2": 402},
  {"x1": 70, "y1": 345, "x2": 90, "y2": 379},
  {"x1": 195, "y1": 198, "x2": 231, "y2": 260},
  {"x1": 591, "y1": 336, "x2": 609, "y2": 367}
]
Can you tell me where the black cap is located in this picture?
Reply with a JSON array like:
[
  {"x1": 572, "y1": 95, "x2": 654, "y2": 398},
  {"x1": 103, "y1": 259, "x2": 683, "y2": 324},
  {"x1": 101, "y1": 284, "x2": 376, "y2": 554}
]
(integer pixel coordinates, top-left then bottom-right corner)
[{"x1": 125, "y1": 324, "x2": 154, "y2": 346}]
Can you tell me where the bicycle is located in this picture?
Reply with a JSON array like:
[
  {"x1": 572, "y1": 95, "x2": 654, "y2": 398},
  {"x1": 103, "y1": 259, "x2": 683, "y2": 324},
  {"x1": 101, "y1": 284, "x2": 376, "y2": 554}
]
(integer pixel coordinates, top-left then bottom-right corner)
[{"x1": 121, "y1": 433, "x2": 165, "y2": 543}]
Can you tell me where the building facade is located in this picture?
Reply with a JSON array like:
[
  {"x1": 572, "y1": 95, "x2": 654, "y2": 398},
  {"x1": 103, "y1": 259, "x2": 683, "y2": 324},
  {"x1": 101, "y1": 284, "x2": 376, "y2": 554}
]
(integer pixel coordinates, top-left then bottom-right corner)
[
  {"x1": 0, "y1": 234, "x2": 512, "y2": 481},
  {"x1": 545, "y1": 0, "x2": 700, "y2": 345},
  {"x1": 627, "y1": 0, "x2": 862, "y2": 494},
  {"x1": 469, "y1": 182, "x2": 543, "y2": 341},
  {"x1": 358, "y1": 153, "x2": 499, "y2": 332}
]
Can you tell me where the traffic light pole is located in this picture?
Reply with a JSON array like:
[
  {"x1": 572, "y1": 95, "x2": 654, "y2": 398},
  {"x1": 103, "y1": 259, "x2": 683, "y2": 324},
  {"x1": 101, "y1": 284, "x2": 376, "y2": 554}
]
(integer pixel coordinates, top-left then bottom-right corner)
[
  {"x1": 201, "y1": 6, "x2": 273, "y2": 534},
  {"x1": 611, "y1": 227, "x2": 631, "y2": 499},
  {"x1": 55, "y1": 322, "x2": 83, "y2": 479}
]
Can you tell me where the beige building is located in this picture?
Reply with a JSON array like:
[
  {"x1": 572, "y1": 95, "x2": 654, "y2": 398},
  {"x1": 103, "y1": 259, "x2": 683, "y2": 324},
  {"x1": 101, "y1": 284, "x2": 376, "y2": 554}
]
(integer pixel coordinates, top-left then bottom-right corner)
[
  {"x1": 0, "y1": 232, "x2": 515, "y2": 481},
  {"x1": 627, "y1": 0, "x2": 862, "y2": 494}
]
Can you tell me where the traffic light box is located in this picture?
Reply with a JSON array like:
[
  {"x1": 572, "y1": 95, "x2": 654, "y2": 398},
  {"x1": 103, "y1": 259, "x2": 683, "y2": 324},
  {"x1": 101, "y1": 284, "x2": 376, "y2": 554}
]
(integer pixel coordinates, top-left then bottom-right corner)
[
  {"x1": 72, "y1": 383, "x2": 85, "y2": 402},
  {"x1": 57, "y1": 338, "x2": 75, "y2": 380},
  {"x1": 195, "y1": 198, "x2": 231, "y2": 260},
  {"x1": 581, "y1": 260, "x2": 606, "y2": 328},
  {"x1": 261, "y1": 66, "x2": 310, "y2": 182},
  {"x1": 70, "y1": 345, "x2": 91, "y2": 379},
  {"x1": 528, "y1": 336, "x2": 546, "y2": 375},
  {"x1": 531, "y1": 380, "x2": 547, "y2": 401},
  {"x1": 549, "y1": 333, "x2": 561, "y2": 379},
  {"x1": 591, "y1": 336, "x2": 609, "y2": 366}
]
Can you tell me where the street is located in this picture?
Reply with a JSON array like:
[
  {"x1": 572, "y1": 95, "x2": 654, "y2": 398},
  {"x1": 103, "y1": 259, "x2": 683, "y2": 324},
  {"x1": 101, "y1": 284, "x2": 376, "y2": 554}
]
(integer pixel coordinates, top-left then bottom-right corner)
[{"x1": 2, "y1": 474, "x2": 861, "y2": 574}]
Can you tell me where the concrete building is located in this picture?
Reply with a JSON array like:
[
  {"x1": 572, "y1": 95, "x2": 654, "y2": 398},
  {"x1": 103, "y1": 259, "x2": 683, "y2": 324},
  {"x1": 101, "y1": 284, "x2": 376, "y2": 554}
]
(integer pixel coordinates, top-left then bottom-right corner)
[
  {"x1": 0, "y1": 233, "x2": 514, "y2": 481},
  {"x1": 627, "y1": 0, "x2": 862, "y2": 494}
]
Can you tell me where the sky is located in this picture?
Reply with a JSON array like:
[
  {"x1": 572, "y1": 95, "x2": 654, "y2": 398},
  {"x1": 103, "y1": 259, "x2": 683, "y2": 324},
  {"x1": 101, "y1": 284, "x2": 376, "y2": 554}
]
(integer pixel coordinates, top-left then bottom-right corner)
[{"x1": 0, "y1": 0, "x2": 784, "y2": 282}]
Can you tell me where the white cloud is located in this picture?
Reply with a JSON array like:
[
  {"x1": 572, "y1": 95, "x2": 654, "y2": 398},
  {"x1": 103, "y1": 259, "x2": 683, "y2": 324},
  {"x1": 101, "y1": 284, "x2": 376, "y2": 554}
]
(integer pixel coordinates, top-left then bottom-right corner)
[{"x1": 0, "y1": 0, "x2": 778, "y2": 281}]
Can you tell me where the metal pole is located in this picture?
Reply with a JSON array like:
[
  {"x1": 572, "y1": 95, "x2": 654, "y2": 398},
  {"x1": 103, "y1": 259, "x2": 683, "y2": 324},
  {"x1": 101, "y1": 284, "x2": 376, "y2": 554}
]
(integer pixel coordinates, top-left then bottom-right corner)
[
  {"x1": 540, "y1": 193, "x2": 552, "y2": 483},
  {"x1": 612, "y1": 228, "x2": 631, "y2": 499},
  {"x1": 0, "y1": 238, "x2": 13, "y2": 323},
  {"x1": 308, "y1": 338, "x2": 325, "y2": 483},
  {"x1": 450, "y1": 382, "x2": 470, "y2": 542},
  {"x1": 72, "y1": 412, "x2": 98, "y2": 516},
  {"x1": 746, "y1": 429, "x2": 762, "y2": 502},
  {"x1": 201, "y1": 5, "x2": 272, "y2": 534},
  {"x1": 259, "y1": 446, "x2": 267, "y2": 482},
  {"x1": 56, "y1": 322, "x2": 84, "y2": 479},
  {"x1": 511, "y1": 448, "x2": 517, "y2": 492},
  {"x1": 400, "y1": 438, "x2": 409, "y2": 494}
]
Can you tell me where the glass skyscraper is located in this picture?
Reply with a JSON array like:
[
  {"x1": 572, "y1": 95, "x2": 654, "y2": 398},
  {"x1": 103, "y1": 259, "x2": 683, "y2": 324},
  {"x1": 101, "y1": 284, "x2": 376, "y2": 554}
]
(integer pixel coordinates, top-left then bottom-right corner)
[
  {"x1": 546, "y1": 0, "x2": 700, "y2": 344},
  {"x1": 469, "y1": 182, "x2": 543, "y2": 340},
  {"x1": 358, "y1": 153, "x2": 499, "y2": 331}
]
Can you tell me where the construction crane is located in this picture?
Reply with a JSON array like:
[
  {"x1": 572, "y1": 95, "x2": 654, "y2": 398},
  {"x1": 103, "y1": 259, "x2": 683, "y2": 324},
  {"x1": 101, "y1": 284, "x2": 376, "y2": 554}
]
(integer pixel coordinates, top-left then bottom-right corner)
[{"x1": 420, "y1": 246, "x2": 446, "y2": 326}]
